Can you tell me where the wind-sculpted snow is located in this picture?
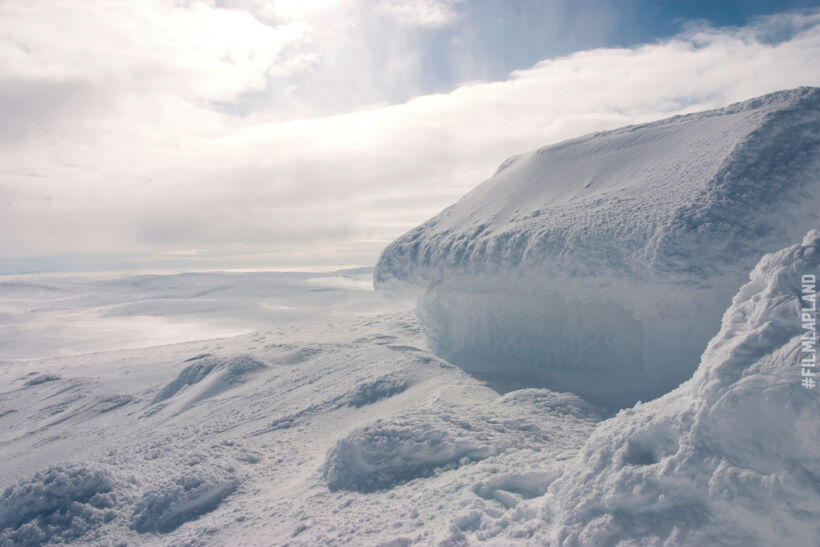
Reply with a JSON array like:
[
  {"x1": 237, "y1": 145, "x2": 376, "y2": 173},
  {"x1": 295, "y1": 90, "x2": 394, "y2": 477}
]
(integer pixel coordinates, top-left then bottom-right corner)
[
  {"x1": 347, "y1": 375, "x2": 410, "y2": 407},
  {"x1": 0, "y1": 465, "x2": 118, "y2": 545},
  {"x1": 546, "y1": 231, "x2": 820, "y2": 545},
  {"x1": 130, "y1": 475, "x2": 237, "y2": 534},
  {"x1": 322, "y1": 387, "x2": 603, "y2": 494},
  {"x1": 375, "y1": 87, "x2": 820, "y2": 407},
  {"x1": 322, "y1": 412, "x2": 499, "y2": 492},
  {"x1": 150, "y1": 354, "x2": 268, "y2": 414}
]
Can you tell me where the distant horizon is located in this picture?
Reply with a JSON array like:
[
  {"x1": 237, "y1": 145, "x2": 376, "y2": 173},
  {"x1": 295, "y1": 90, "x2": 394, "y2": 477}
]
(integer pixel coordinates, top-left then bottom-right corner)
[{"x1": 0, "y1": 260, "x2": 375, "y2": 277}]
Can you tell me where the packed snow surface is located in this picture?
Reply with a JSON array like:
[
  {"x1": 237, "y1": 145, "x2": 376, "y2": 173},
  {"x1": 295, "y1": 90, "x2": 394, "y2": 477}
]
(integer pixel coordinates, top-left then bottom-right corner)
[{"x1": 376, "y1": 87, "x2": 820, "y2": 407}]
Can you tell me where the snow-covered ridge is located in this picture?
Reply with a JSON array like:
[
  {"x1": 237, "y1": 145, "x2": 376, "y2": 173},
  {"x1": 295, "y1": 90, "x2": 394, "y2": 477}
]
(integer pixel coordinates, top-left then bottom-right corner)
[
  {"x1": 376, "y1": 87, "x2": 820, "y2": 285},
  {"x1": 375, "y1": 87, "x2": 820, "y2": 407}
]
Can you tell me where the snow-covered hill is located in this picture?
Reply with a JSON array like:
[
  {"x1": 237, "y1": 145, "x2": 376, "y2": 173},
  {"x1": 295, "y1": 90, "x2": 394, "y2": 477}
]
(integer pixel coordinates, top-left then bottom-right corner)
[{"x1": 376, "y1": 87, "x2": 820, "y2": 408}]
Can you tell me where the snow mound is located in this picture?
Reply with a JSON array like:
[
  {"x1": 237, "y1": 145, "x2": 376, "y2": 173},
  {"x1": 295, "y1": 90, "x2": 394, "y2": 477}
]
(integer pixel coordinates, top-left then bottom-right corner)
[
  {"x1": 130, "y1": 474, "x2": 237, "y2": 534},
  {"x1": 322, "y1": 387, "x2": 602, "y2": 494},
  {"x1": 151, "y1": 354, "x2": 268, "y2": 410},
  {"x1": 547, "y1": 230, "x2": 820, "y2": 545},
  {"x1": 375, "y1": 87, "x2": 820, "y2": 408},
  {"x1": 347, "y1": 375, "x2": 410, "y2": 407},
  {"x1": 496, "y1": 389, "x2": 602, "y2": 421},
  {"x1": 0, "y1": 465, "x2": 117, "y2": 545},
  {"x1": 321, "y1": 405, "x2": 554, "y2": 493},
  {"x1": 322, "y1": 412, "x2": 502, "y2": 492},
  {"x1": 22, "y1": 374, "x2": 60, "y2": 386}
]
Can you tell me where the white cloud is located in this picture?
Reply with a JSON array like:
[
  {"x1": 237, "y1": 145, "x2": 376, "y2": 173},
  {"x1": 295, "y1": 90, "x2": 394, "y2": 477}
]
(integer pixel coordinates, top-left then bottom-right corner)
[
  {"x1": 1, "y1": 6, "x2": 820, "y2": 271},
  {"x1": 0, "y1": 1, "x2": 309, "y2": 101},
  {"x1": 374, "y1": 0, "x2": 463, "y2": 28}
]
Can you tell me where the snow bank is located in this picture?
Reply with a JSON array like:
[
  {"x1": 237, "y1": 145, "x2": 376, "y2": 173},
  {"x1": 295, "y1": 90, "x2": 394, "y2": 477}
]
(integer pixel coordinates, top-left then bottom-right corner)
[
  {"x1": 0, "y1": 465, "x2": 117, "y2": 545},
  {"x1": 375, "y1": 87, "x2": 820, "y2": 407},
  {"x1": 547, "y1": 231, "x2": 820, "y2": 545}
]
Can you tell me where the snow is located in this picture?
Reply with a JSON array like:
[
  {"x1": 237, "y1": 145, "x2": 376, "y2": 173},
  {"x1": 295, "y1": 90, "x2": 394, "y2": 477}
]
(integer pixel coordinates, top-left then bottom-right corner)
[
  {"x1": 130, "y1": 475, "x2": 237, "y2": 534},
  {"x1": 376, "y1": 86, "x2": 820, "y2": 408},
  {"x1": 0, "y1": 267, "x2": 403, "y2": 361},
  {"x1": 547, "y1": 230, "x2": 820, "y2": 545},
  {"x1": 0, "y1": 89, "x2": 818, "y2": 545},
  {"x1": 0, "y1": 465, "x2": 117, "y2": 545},
  {"x1": 0, "y1": 306, "x2": 601, "y2": 544},
  {"x1": 150, "y1": 354, "x2": 269, "y2": 414}
]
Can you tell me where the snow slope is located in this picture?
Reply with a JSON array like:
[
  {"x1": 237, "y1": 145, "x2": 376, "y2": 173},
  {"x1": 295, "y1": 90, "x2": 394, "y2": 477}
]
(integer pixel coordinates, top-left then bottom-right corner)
[
  {"x1": 0, "y1": 309, "x2": 603, "y2": 545},
  {"x1": 375, "y1": 87, "x2": 820, "y2": 408}
]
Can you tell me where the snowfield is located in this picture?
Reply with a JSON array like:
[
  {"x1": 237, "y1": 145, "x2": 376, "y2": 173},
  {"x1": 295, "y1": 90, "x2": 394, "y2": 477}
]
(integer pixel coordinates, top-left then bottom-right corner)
[{"x1": 1, "y1": 89, "x2": 819, "y2": 545}]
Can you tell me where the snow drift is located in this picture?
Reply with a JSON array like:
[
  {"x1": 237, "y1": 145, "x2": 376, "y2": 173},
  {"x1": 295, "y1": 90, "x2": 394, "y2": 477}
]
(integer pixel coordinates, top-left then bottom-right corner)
[
  {"x1": 0, "y1": 465, "x2": 118, "y2": 545},
  {"x1": 375, "y1": 87, "x2": 820, "y2": 407},
  {"x1": 130, "y1": 475, "x2": 237, "y2": 534},
  {"x1": 547, "y1": 230, "x2": 820, "y2": 545}
]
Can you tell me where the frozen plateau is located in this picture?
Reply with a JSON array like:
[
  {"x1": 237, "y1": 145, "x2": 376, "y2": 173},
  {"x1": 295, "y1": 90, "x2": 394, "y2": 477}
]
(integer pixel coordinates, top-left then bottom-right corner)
[{"x1": 1, "y1": 87, "x2": 819, "y2": 546}]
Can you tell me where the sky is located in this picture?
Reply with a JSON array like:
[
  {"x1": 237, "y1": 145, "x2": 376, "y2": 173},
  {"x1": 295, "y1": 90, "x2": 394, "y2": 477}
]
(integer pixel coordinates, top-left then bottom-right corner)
[{"x1": 2, "y1": 0, "x2": 820, "y2": 274}]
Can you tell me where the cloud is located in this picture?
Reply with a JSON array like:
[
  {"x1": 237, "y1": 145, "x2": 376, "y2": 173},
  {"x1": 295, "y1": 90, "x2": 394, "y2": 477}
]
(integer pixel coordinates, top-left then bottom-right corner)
[
  {"x1": 374, "y1": 0, "x2": 463, "y2": 28},
  {"x1": 1, "y1": 6, "x2": 820, "y2": 271},
  {"x1": 0, "y1": 1, "x2": 309, "y2": 101}
]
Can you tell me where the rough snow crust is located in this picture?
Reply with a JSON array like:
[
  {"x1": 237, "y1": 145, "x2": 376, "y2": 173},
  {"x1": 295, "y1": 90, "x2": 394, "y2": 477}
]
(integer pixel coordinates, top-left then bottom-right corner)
[
  {"x1": 375, "y1": 87, "x2": 820, "y2": 407},
  {"x1": 0, "y1": 466, "x2": 118, "y2": 545},
  {"x1": 0, "y1": 308, "x2": 607, "y2": 545},
  {"x1": 547, "y1": 230, "x2": 820, "y2": 545}
]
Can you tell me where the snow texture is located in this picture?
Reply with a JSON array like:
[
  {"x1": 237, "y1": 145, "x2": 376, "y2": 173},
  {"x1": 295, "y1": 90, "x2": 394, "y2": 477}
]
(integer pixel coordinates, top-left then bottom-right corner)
[
  {"x1": 324, "y1": 409, "x2": 527, "y2": 492},
  {"x1": 150, "y1": 354, "x2": 268, "y2": 414},
  {"x1": 347, "y1": 375, "x2": 411, "y2": 408},
  {"x1": 0, "y1": 465, "x2": 117, "y2": 545},
  {"x1": 131, "y1": 475, "x2": 237, "y2": 534},
  {"x1": 375, "y1": 87, "x2": 820, "y2": 408},
  {"x1": 548, "y1": 230, "x2": 820, "y2": 545}
]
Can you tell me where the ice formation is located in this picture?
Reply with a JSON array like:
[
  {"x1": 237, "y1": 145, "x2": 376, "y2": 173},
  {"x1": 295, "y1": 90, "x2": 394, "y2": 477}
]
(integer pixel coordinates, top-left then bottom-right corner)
[
  {"x1": 375, "y1": 87, "x2": 820, "y2": 408},
  {"x1": 548, "y1": 230, "x2": 820, "y2": 545}
]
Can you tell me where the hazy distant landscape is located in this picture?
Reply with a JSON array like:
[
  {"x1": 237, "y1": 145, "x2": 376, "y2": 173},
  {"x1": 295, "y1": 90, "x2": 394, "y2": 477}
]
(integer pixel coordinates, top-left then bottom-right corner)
[{"x1": 0, "y1": 268, "x2": 394, "y2": 360}]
